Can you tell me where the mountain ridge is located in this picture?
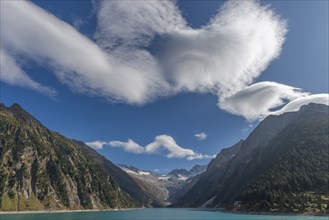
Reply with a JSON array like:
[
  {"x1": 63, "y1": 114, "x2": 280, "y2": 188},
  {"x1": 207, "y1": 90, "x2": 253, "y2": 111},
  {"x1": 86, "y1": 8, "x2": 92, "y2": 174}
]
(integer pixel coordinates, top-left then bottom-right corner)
[
  {"x1": 0, "y1": 103, "x2": 149, "y2": 211},
  {"x1": 174, "y1": 103, "x2": 329, "y2": 214},
  {"x1": 117, "y1": 163, "x2": 207, "y2": 206},
  {"x1": 1, "y1": 102, "x2": 328, "y2": 214}
]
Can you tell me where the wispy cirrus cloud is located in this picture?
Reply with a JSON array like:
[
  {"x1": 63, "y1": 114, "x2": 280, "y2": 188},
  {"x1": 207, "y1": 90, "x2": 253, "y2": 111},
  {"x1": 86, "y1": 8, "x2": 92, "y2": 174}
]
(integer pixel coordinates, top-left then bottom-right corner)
[
  {"x1": 1, "y1": 0, "x2": 143, "y2": 103},
  {"x1": 0, "y1": 49, "x2": 56, "y2": 96},
  {"x1": 86, "y1": 135, "x2": 215, "y2": 161},
  {"x1": 241, "y1": 124, "x2": 253, "y2": 134},
  {"x1": 153, "y1": 168, "x2": 169, "y2": 173},
  {"x1": 1, "y1": 0, "x2": 327, "y2": 121},
  {"x1": 72, "y1": 17, "x2": 85, "y2": 30}
]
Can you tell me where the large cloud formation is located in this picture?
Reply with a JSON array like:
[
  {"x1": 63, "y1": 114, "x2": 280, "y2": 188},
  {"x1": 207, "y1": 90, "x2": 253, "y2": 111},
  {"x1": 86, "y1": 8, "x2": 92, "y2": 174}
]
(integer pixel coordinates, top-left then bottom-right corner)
[
  {"x1": 94, "y1": 0, "x2": 287, "y2": 99},
  {"x1": 86, "y1": 135, "x2": 214, "y2": 161},
  {"x1": 1, "y1": 0, "x2": 327, "y2": 121}
]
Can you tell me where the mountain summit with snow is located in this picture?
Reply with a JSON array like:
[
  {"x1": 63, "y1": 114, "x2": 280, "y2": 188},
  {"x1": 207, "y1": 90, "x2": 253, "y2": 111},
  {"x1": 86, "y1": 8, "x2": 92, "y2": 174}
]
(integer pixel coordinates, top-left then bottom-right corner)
[{"x1": 117, "y1": 164, "x2": 207, "y2": 206}]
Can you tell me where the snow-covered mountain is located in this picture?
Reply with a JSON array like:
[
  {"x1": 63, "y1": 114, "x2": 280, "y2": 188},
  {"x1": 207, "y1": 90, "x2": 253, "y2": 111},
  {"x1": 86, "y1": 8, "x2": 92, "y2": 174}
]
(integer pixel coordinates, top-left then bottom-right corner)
[
  {"x1": 117, "y1": 164, "x2": 207, "y2": 206},
  {"x1": 118, "y1": 165, "x2": 154, "y2": 176},
  {"x1": 164, "y1": 165, "x2": 207, "y2": 181}
]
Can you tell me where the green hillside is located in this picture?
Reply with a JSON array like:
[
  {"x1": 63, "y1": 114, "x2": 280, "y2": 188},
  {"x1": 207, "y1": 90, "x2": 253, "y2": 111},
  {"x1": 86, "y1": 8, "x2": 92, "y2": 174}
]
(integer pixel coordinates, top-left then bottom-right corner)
[
  {"x1": 234, "y1": 104, "x2": 329, "y2": 213},
  {"x1": 175, "y1": 104, "x2": 329, "y2": 214},
  {"x1": 0, "y1": 103, "x2": 143, "y2": 211}
]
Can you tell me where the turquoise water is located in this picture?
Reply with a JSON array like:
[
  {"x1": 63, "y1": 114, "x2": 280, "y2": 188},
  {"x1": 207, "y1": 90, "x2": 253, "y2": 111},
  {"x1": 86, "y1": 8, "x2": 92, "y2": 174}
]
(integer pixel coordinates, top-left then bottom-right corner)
[{"x1": 0, "y1": 208, "x2": 327, "y2": 220}]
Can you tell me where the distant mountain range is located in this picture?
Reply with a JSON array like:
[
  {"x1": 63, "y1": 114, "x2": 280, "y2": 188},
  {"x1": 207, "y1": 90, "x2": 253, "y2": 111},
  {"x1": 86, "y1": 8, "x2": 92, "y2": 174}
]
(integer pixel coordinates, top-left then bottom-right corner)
[
  {"x1": 117, "y1": 164, "x2": 207, "y2": 206},
  {"x1": 0, "y1": 103, "x2": 328, "y2": 214}
]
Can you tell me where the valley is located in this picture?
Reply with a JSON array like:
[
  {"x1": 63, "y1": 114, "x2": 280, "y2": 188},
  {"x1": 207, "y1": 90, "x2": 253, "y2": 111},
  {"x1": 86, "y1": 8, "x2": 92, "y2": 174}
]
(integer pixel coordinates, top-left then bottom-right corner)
[{"x1": 0, "y1": 103, "x2": 328, "y2": 215}]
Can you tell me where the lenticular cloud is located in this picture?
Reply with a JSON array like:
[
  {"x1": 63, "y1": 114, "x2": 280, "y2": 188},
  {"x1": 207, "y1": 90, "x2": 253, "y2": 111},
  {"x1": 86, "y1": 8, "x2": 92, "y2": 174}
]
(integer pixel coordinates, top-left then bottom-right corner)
[
  {"x1": 1, "y1": 0, "x2": 326, "y2": 121},
  {"x1": 95, "y1": 0, "x2": 288, "y2": 99}
]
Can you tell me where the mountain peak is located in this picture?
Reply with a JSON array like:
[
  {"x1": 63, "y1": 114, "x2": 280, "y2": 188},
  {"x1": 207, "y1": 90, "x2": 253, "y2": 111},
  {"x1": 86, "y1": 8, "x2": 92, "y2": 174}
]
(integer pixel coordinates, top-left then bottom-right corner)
[
  {"x1": 5, "y1": 103, "x2": 42, "y2": 127},
  {"x1": 175, "y1": 103, "x2": 329, "y2": 213},
  {"x1": 0, "y1": 103, "x2": 7, "y2": 111},
  {"x1": 189, "y1": 164, "x2": 207, "y2": 174},
  {"x1": 0, "y1": 104, "x2": 145, "y2": 211},
  {"x1": 9, "y1": 103, "x2": 30, "y2": 116},
  {"x1": 298, "y1": 102, "x2": 328, "y2": 113},
  {"x1": 9, "y1": 103, "x2": 23, "y2": 110},
  {"x1": 167, "y1": 169, "x2": 190, "y2": 177}
]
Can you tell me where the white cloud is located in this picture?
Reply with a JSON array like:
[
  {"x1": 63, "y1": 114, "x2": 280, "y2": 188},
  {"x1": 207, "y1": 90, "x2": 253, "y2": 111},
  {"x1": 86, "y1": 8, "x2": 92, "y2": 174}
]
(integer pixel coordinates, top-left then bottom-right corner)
[
  {"x1": 109, "y1": 139, "x2": 145, "y2": 154},
  {"x1": 153, "y1": 168, "x2": 169, "y2": 173},
  {"x1": 194, "y1": 132, "x2": 207, "y2": 140},
  {"x1": 72, "y1": 17, "x2": 85, "y2": 30},
  {"x1": 94, "y1": 1, "x2": 186, "y2": 49},
  {"x1": 241, "y1": 124, "x2": 254, "y2": 133},
  {"x1": 270, "y1": 94, "x2": 329, "y2": 116},
  {"x1": 95, "y1": 0, "x2": 287, "y2": 99},
  {"x1": 0, "y1": 49, "x2": 56, "y2": 96},
  {"x1": 145, "y1": 135, "x2": 195, "y2": 159},
  {"x1": 1, "y1": 1, "x2": 287, "y2": 104},
  {"x1": 219, "y1": 81, "x2": 308, "y2": 121},
  {"x1": 85, "y1": 140, "x2": 107, "y2": 150},
  {"x1": 2, "y1": 0, "x2": 326, "y2": 121},
  {"x1": 186, "y1": 153, "x2": 216, "y2": 161},
  {"x1": 241, "y1": 128, "x2": 249, "y2": 134},
  {"x1": 1, "y1": 0, "x2": 156, "y2": 104},
  {"x1": 85, "y1": 135, "x2": 214, "y2": 160}
]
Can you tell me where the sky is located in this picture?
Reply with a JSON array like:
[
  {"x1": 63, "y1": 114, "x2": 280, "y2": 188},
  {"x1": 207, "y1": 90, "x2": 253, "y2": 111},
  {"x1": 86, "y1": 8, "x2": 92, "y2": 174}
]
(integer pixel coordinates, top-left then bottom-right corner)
[{"x1": 1, "y1": 0, "x2": 328, "y2": 172}]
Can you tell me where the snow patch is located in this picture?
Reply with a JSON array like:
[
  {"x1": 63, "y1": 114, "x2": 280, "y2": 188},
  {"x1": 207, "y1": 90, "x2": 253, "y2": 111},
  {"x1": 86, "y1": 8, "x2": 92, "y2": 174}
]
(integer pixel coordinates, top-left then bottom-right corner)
[
  {"x1": 177, "y1": 174, "x2": 188, "y2": 181},
  {"x1": 138, "y1": 171, "x2": 151, "y2": 175},
  {"x1": 158, "y1": 176, "x2": 170, "y2": 181},
  {"x1": 125, "y1": 170, "x2": 139, "y2": 175}
]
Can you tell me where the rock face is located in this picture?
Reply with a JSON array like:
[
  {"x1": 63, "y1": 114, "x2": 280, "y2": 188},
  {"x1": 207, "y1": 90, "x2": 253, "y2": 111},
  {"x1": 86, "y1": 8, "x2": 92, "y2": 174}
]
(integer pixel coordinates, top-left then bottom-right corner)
[
  {"x1": 118, "y1": 164, "x2": 207, "y2": 206},
  {"x1": 189, "y1": 165, "x2": 207, "y2": 174},
  {"x1": 165, "y1": 165, "x2": 207, "y2": 181},
  {"x1": 175, "y1": 104, "x2": 329, "y2": 214},
  {"x1": 0, "y1": 103, "x2": 147, "y2": 211}
]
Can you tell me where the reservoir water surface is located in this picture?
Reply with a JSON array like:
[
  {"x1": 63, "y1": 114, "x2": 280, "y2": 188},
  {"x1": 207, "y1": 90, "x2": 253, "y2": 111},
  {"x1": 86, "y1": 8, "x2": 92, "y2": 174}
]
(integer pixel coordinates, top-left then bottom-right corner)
[{"x1": 1, "y1": 208, "x2": 327, "y2": 220}]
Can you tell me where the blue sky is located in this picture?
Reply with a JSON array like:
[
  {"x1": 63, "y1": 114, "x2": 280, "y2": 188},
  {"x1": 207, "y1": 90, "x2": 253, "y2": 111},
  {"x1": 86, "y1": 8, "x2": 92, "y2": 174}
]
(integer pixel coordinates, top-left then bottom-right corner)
[{"x1": 1, "y1": 0, "x2": 328, "y2": 172}]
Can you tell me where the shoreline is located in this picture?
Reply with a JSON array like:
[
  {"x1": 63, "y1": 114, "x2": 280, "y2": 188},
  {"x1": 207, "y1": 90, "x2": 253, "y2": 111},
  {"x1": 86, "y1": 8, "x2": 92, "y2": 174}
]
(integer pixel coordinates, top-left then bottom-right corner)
[
  {"x1": 220, "y1": 208, "x2": 329, "y2": 217},
  {"x1": 1, "y1": 207, "x2": 328, "y2": 217},
  {"x1": 0, "y1": 208, "x2": 140, "y2": 215}
]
